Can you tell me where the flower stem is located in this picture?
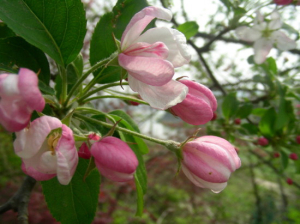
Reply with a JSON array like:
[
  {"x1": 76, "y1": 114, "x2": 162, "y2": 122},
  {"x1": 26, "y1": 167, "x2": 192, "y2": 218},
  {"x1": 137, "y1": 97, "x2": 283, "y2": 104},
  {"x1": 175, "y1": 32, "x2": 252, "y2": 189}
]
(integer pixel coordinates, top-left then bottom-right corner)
[
  {"x1": 59, "y1": 65, "x2": 68, "y2": 104},
  {"x1": 77, "y1": 82, "x2": 129, "y2": 103},
  {"x1": 74, "y1": 113, "x2": 180, "y2": 152},
  {"x1": 63, "y1": 54, "x2": 116, "y2": 107},
  {"x1": 81, "y1": 95, "x2": 148, "y2": 105}
]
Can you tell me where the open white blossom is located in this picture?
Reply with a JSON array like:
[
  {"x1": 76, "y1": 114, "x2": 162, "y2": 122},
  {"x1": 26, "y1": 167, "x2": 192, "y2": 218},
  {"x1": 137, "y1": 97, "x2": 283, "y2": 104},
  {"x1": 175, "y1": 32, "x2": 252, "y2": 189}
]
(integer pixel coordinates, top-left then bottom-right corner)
[{"x1": 236, "y1": 11, "x2": 297, "y2": 64}]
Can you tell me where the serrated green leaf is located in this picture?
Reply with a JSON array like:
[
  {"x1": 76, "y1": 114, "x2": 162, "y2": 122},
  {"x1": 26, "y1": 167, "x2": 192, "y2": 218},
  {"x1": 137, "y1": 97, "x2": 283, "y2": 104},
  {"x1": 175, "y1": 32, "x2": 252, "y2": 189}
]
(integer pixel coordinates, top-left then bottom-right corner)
[
  {"x1": 42, "y1": 158, "x2": 100, "y2": 224},
  {"x1": 0, "y1": 37, "x2": 50, "y2": 84},
  {"x1": 90, "y1": 0, "x2": 150, "y2": 84},
  {"x1": 0, "y1": 0, "x2": 86, "y2": 66},
  {"x1": 222, "y1": 92, "x2": 239, "y2": 120},
  {"x1": 177, "y1": 21, "x2": 199, "y2": 40},
  {"x1": 259, "y1": 107, "x2": 277, "y2": 137}
]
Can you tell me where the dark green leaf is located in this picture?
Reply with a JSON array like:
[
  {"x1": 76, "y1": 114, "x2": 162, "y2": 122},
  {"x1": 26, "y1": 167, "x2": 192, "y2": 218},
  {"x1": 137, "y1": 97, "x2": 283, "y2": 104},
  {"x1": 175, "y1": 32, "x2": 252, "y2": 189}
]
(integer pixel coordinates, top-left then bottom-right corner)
[
  {"x1": 236, "y1": 102, "x2": 252, "y2": 119},
  {"x1": 222, "y1": 92, "x2": 239, "y2": 120},
  {"x1": 259, "y1": 107, "x2": 277, "y2": 137},
  {"x1": 219, "y1": 0, "x2": 233, "y2": 9},
  {"x1": 275, "y1": 98, "x2": 290, "y2": 132},
  {"x1": 177, "y1": 21, "x2": 199, "y2": 40},
  {"x1": 42, "y1": 158, "x2": 100, "y2": 224},
  {"x1": 39, "y1": 81, "x2": 55, "y2": 95},
  {"x1": 0, "y1": 22, "x2": 15, "y2": 39},
  {"x1": 241, "y1": 123, "x2": 259, "y2": 135},
  {"x1": 67, "y1": 53, "x2": 84, "y2": 93},
  {"x1": 0, "y1": 0, "x2": 87, "y2": 66},
  {"x1": 0, "y1": 37, "x2": 50, "y2": 84}
]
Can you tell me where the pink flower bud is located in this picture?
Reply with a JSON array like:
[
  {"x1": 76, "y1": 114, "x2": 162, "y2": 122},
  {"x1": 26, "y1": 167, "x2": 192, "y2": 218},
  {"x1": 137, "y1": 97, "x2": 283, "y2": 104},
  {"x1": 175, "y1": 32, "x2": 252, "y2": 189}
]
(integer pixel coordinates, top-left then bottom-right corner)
[
  {"x1": 182, "y1": 136, "x2": 241, "y2": 193},
  {"x1": 296, "y1": 136, "x2": 300, "y2": 144},
  {"x1": 273, "y1": 152, "x2": 280, "y2": 158},
  {"x1": 14, "y1": 116, "x2": 78, "y2": 185},
  {"x1": 78, "y1": 142, "x2": 92, "y2": 159},
  {"x1": 234, "y1": 118, "x2": 241, "y2": 125},
  {"x1": 90, "y1": 136, "x2": 138, "y2": 182},
  {"x1": 286, "y1": 178, "x2": 293, "y2": 185},
  {"x1": 289, "y1": 153, "x2": 298, "y2": 160},
  {"x1": 88, "y1": 133, "x2": 101, "y2": 141},
  {"x1": 257, "y1": 137, "x2": 268, "y2": 146},
  {"x1": 170, "y1": 80, "x2": 217, "y2": 125},
  {"x1": 0, "y1": 68, "x2": 45, "y2": 132}
]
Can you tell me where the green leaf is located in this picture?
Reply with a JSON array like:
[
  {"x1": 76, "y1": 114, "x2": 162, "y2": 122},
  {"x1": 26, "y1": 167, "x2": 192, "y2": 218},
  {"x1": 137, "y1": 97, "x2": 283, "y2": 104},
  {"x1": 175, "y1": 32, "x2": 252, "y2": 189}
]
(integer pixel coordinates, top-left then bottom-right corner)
[
  {"x1": 0, "y1": 0, "x2": 87, "y2": 66},
  {"x1": 259, "y1": 107, "x2": 277, "y2": 138},
  {"x1": 241, "y1": 123, "x2": 259, "y2": 135},
  {"x1": 280, "y1": 151, "x2": 289, "y2": 170},
  {"x1": 0, "y1": 22, "x2": 15, "y2": 39},
  {"x1": 38, "y1": 81, "x2": 55, "y2": 95},
  {"x1": 42, "y1": 158, "x2": 100, "y2": 224},
  {"x1": 177, "y1": 21, "x2": 199, "y2": 40},
  {"x1": 90, "y1": 0, "x2": 150, "y2": 84},
  {"x1": 275, "y1": 98, "x2": 290, "y2": 132},
  {"x1": 264, "y1": 57, "x2": 277, "y2": 76},
  {"x1": 219, "y1": 0, "x2": 233, "y2": 10},
  {"x1": 67, "y1": 53, "x2": 84, "y2": 93},
  {"x1": 0, "y1": 37, "x2": 50, "y2": 84},
  {"x1": 222, "y1": 92, "x2": 239, "y2": 120},
  {"x1": 236, "y1": 102, "x2": 252, "y2": 119}
]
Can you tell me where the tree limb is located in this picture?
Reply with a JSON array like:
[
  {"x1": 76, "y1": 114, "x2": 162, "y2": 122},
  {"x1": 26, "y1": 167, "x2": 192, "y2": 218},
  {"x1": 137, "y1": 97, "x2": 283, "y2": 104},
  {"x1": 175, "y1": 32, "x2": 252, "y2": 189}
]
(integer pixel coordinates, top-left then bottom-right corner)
[{"x1": 0, "y1": 176, "x2": 36, "y2": 224}]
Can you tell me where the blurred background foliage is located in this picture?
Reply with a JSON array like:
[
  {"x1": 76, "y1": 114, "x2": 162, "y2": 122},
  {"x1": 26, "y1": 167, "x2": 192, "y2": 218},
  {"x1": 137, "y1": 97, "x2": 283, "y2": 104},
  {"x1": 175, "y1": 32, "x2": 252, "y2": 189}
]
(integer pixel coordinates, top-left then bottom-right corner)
[{"x1": 1, "y1": 0, "x2": 300, "y2": 223}]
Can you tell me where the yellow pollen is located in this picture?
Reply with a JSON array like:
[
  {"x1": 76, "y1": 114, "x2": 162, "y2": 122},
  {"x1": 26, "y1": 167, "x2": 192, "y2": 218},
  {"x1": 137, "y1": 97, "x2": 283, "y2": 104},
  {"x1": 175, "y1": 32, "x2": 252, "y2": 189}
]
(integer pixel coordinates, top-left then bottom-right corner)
[{"x1": 47, "y1": 132, "x2": 61, "y2": 155}]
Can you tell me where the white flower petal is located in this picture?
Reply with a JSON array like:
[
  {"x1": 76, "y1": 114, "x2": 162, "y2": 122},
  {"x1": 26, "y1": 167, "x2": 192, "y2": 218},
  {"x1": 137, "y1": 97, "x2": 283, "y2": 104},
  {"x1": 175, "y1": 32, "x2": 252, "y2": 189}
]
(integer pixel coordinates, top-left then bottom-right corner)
[
  {"x1": 128, "y1": 76, "x2": 188, "y2": 110},
  {"x1": 271, "y1": 31, "x2": 297, "y2": 51},
  {"x1": 235, "y1": 26, "x2": 261, "y2": 42},
  {"x1": 253, "y1": 38, "x2": 273, "y2": 64},
  {"x1": 135, "y1": 27, "x2": 191, "y2": 67}
]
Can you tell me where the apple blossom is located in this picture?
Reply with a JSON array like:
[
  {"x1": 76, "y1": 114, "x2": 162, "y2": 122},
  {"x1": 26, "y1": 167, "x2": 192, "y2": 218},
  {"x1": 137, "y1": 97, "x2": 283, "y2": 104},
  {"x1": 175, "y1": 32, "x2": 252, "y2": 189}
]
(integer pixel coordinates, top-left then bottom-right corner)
[
  {"x1": 90, "y1": 136, "x2": 138, "y2": 182},
  {"x1": 0, "y1": 68, "x2": 45, "y2": 132},
  {"x1": 13, "y1": 116, "x2": 78, "y2": 185},
  {"x1": 170, "y1": 80, "x2": 217, "y2": 125},
  {"x1": 181, "y1": 136, "x2": 241, "y2": 193},
  {"x1": 236, "y1": 11, "x2": 297, "y2": 64},
  {"x1": 118, "y1": 6, "x2": 191, "y2": 109}
]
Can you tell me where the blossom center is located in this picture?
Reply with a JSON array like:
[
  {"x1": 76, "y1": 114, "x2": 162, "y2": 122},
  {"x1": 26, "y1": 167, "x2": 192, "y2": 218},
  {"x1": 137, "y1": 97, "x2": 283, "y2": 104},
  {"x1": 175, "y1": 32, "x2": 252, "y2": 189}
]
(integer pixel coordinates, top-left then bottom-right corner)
[
  {"x1": 261, "y1": 28, "x2": 272, "y2": 38},
  {"x1": 47, "y1": 132, "x2": 61, "y2": 155}
]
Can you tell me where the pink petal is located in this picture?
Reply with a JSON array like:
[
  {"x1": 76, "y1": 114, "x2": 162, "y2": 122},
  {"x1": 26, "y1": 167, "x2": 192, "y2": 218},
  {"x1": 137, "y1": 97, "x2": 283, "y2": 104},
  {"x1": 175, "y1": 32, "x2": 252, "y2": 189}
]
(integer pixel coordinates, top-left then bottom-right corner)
[
  {"x1": 123, "y1": 42, "x2": 169, "y2": 59},
  {"x1": 195, "y1": 136, "x2": 241, "y2": 169},
  {"x1": 182, "y1": 146, "x2": 232, "y2": 183},
  {"x1": 119, "y1": 53, "x2": 174, "y2": 86},
  {"x1": 235, "y1": 26, "x2": 261, "y2": 42},
  {"x1": 135, "y1": 27, "x2": 191, "y2": 67},
  {"x1": 253, "y1": 38, "x2": 273, "y2": 64},
  {"x1": 94, "y1": 161, "x2": 135, "y2": 182},
  {"x1": 271, "y1": 31, "x2": 297, "y2": 51},
  {"x1": 55, "y1": 124, "x2": 78, "y2": 185},
  {"x1": 121, "y1": 6, "x2": 172, "y2": 50},
  {"x1": 14, "y1": 116, "x2": 62, "y2": 159},
  {"x1": 22, "y1": 162, "x2": 56, "y2": 181},
  {"x1": 91, "y1": 137, "x2": 138, "y2": 175},
  {"x1": 182, "y1": 164, "x2": 228, "y2": 193},
  {"x1": 18, "y1": 68, "x2": 45, "y2": 112},
  {"x1": 128, "y1": 76, "x2": 188, "y2": 110}
]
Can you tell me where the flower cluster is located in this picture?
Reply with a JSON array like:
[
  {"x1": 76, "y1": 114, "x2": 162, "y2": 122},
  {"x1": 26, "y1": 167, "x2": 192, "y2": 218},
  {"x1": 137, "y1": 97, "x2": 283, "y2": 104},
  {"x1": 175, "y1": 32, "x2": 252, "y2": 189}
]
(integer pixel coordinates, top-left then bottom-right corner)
[
  {"x1": 236, "y1": 10, "x2": 296, "y2": 64},
  {"x1": 0, "y1": 6, "x2": 241, "y2": 193}
]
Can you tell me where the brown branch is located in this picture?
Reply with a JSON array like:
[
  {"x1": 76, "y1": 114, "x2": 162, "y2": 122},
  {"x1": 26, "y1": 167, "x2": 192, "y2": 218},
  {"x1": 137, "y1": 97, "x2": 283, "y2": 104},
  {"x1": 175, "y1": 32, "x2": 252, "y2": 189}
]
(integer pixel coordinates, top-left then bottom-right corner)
[{"x1": 0, "y1": 176, "x2": 36, "y2": 224}]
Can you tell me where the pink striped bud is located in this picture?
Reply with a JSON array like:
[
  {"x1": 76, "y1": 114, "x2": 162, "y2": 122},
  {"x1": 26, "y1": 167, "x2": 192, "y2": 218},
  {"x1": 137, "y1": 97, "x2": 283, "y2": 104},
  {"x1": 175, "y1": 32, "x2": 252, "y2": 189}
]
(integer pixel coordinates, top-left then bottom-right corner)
[
  {"x1": 170, "y1": 80, "x2": 217, "y2": 125},
  {"x1": 78, "y1": 133, "x2": 101, "y2": 159},
  {"x1": 181, "y1": 136, "x2": 241, "y2": 193},
  {"x1": 90, "y1": 137, "x2": 138, "y2": 182}
]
